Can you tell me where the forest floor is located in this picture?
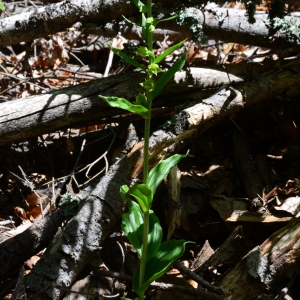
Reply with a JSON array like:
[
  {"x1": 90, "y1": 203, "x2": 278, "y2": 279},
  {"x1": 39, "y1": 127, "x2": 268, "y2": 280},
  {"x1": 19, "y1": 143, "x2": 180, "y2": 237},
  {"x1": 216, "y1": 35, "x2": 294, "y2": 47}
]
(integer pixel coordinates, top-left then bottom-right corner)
[{"x1": 1, "y1": 0, "x2": 300, "y2": 299}]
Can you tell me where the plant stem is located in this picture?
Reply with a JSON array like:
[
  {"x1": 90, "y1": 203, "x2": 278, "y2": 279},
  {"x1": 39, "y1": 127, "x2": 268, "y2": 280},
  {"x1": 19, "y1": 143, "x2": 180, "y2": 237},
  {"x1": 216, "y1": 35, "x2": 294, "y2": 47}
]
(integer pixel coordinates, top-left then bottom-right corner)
[
  {"x1": 142, "y1": 0, "x2": 154, "y2": 185},
  {"x1": 143, "y1": 118, "x2": 151, "y2": 184},
  {"x1": 139, "y1": 209, "x2": 149, "y2": 298},
  {"x1": 139, "y1": 0, "x2": 154, "y2": 294}
]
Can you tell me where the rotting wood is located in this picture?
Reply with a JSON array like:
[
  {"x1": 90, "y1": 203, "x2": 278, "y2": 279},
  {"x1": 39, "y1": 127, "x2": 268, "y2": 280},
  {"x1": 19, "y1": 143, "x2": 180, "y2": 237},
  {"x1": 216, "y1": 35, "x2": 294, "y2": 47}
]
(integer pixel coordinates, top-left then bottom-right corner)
[{"x1": 218, "y1": 217, "x2": 300, "y2": 299}]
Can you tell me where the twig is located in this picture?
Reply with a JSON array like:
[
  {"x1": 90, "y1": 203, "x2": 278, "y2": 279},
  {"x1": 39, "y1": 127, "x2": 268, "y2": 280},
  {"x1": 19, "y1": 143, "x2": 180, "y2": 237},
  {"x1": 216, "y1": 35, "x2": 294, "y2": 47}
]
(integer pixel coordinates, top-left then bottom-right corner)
[
  {"x1": 104, "y1": 37, "x2": 117, "y2": 77},
  {"x1": 18, "y1": 165, "x2": 46, "y2": 217},
  {"x1": 94, "y1": 269, "x2": 224, "y2": 300},
  {"x1": 173, "y1": 260, "x2": 223, "y2": 295}
]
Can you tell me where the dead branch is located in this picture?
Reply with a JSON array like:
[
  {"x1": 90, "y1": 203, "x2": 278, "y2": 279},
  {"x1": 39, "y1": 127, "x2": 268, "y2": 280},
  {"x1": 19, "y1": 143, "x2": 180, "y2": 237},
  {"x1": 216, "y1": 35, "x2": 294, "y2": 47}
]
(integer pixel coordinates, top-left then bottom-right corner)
[
  {"x1": 1, "y1": 59, "x2": 300, "y2": 147},
  {"x1": 22, "y1": 156, "x2": 129, "y2": 299}
]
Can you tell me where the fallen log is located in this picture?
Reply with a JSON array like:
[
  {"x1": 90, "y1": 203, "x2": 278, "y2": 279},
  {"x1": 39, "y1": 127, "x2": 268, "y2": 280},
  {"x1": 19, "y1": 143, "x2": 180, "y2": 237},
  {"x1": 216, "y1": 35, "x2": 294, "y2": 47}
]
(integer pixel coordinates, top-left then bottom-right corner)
[
  {"x1": 16, "y1": 124, "x2": 195, "y2": 299},
  {"x1": 1, "y1": 0, "x2": 300, "y2": 49},
  {"x1": 0, "y1": 179, "x2": 98, "y2": 282},
  {"x1": 174, "y1": 58, "x2": 300, "y2": 136},
  {"x1": 1, "y1": 59, "x2": 300, "y2": 146},
  {"x1": 0, "y1": 66, "x2": 245, "y2": 145},
  {"x1": 22, "y1": 156, "x2": 130, "y2": 299},
  {"x1": 218, "y1": 217, "x2": 300, "y2": 299},
  {"x1": 0, "y1": 0, "x2": 201, "y2": 49}
]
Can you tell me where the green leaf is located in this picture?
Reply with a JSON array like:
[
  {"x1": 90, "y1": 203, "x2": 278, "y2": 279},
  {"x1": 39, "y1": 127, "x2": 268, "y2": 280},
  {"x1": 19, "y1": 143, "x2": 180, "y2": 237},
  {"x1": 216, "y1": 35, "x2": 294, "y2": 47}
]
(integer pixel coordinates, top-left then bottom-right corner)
[
  {"x1": 133, "y1": 240, "x2": 188, "y2": 296},
  {"x1": 154, "y1": 40, "x2": 187, "y2": 64},
  {"x1": 133, "y1": 0, "x2": 147, "y2": 12},
  {"x1": 122, "y1": 202, "x2": 162, "y2": 260},
  {"x1": 123, "y1": 15, "x2": 141, "y2": 27},
  {"x1": 107, "y1": 44, "x2": 146, "y2": 72},
  {"x1": 100, "y1": 96, "x2": 150, "y2": 119},
  {"x1": 147, "y1": 211, "x2": 163, "y2": 260},
  {"x1": 148, "y1": 154, "x2": 187, "y2": 194},
  {"x1": 120, "y1": 185, "x2": 129, "y2": 201},
  {"x1": 156, "y1": 14, "x2": 179, "y2": 24},
  {"x1": 122, "y1": 200, "x2": 144, "y2": 258},
  {"x1": 128, "y1": 184, "x2": 153, "y2": 212},
  {"x1": 133, "y1": 0, "x2": 144, "y2": 7},
  {"x1": 0, "y1": 1, "x2": 4, "y2": 10},
  {"x1": 152, "y1": 51, "x2": 187, "y2": 99}
]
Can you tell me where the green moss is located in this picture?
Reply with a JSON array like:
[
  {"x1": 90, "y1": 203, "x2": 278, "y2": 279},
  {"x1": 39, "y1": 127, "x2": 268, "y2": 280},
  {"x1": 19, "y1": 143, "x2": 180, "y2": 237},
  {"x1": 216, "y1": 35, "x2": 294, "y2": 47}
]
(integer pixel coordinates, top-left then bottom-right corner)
[
  {"x1": 176, "y1": 8, "x2": 207, "y2": 43},
  {"x1": 58, "y1": 193, "x2": 79, "y2": 217},
  {"x1": 265, "y1": 16, "x2": 300, "y2": 45}
]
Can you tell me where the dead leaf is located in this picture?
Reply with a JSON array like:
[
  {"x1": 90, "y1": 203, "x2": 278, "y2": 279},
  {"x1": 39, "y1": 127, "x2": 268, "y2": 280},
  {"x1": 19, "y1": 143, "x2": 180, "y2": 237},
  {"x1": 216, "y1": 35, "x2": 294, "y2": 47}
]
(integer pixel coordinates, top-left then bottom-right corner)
[
  {"x1": 210, "y1": 196, "x2": 248, "y2": 221},
  {"x1": 274, "y1": 196, "x2": 300, "y2": 216}
]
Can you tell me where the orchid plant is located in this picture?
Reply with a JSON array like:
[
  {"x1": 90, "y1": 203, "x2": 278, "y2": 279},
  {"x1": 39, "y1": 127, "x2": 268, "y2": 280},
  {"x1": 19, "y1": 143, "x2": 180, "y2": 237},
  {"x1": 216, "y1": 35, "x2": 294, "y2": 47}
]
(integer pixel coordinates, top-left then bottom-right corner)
[{"x1": 100, "y1": 1, "x2": 189, "y2": 299}]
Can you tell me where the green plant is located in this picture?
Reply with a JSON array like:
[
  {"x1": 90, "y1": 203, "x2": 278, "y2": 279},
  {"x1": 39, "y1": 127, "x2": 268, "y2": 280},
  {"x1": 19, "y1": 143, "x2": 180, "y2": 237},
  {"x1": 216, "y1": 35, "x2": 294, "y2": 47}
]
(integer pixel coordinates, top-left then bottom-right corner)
[
  {"x1": 100, "y1": 1, "x2": 189, "y2": 299},
  {"x1": 0, "y1": 0, "x2": 4, "y2": 10}
]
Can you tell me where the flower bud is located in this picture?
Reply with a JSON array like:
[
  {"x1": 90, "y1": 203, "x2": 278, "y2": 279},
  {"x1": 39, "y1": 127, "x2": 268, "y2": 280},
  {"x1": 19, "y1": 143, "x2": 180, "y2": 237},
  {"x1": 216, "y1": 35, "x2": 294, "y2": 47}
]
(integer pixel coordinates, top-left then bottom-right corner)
[{"x1": 140, "y1": 79, "x2": 155, "y2": 91}]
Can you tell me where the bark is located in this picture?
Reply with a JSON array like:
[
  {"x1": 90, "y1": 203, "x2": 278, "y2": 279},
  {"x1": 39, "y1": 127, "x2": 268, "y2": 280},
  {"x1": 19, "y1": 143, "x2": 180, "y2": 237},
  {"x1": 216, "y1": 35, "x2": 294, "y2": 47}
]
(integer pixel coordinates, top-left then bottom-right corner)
[
  {"x1": 200, "y1": 8, "x2": 300, "y2": 49},
  {"x1": 218, "y1": 217, "x2": 300, "y2": 299},
  {"x1": 0, "y1": 0, "x2": 202, "y2": 49},
  {"x1": 0, "y1": 66, "x2": 245, "y2": 146},
  {"x1": 174, "y1": 58, "x2": 300, "y2": 136},
  {"x1": 1, "y1": 0, "x2": 300, "y2": 50},
  {"x1": 23, "y1": 156, "x2": 130, "y2": 299},
  {"x1": 0, "y1": 124, "x2": 188, "y2": 299},
  {"x1": 17, "y1": 124, "x2": 192, "y2": 299},
  {"x1": 1, "y1": 59, "x2": 300, "y2": 147}
]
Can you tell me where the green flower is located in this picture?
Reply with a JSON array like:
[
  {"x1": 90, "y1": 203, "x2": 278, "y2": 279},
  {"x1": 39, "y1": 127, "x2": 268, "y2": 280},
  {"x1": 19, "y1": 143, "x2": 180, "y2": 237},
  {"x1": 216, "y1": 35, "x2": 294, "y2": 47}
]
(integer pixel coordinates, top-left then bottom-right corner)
[
  {"x1": 146, "y1": 17, "x2": 154, "y2": 25},
  {"x1": 146, "y1": 17, "x2": 157, "y2": 32},
  {"x1": 140, "y1": 79, "x2": 155, "y2": 91},
  {"x1": 135, "y1": 46, "x2": 150, "y2": 58},
  {"x1": 148, "y1": 24, "x2": 155, "y2": 32},
  {"x1": 148, "y1": 63, "x2": 163, "y2": 76}
]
